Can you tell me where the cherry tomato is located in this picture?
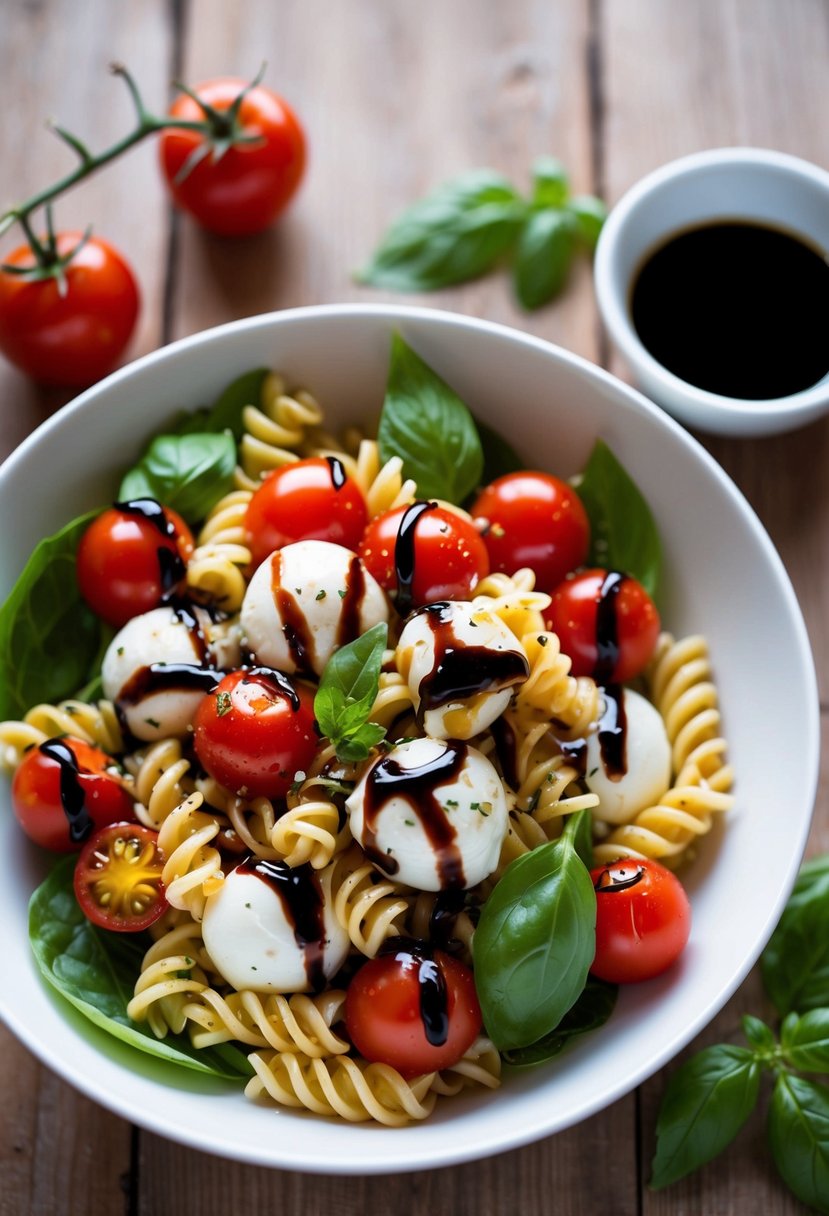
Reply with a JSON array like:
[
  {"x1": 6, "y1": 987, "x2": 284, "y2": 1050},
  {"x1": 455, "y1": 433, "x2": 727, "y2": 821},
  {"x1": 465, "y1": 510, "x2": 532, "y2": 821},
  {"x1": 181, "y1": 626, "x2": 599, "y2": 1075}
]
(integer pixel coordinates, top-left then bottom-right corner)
[
  {"x1": 545, "y1": 568, "x2": 660, "y2": 683},
  {"x1": 74, "y1": 822, "x2": 167, "y2": 932},
  {"x1": 245, "y1": 456, "x2": 368, "y2": 568},
  {"x1": 344, "y1": 942, "x2": 482, "y2": 1078},
  {"x1": 358, "y1": 502, "x2": 489, "y2": 610},
  {"x1": 11, "y1": 737, "x2": 134, "y2": 853},
  {"x1": 193, "y1": 668, "x2": 318, "y2": 799},
  {"x1": 76, "y1": 499, "x2": 195, "y2": 628},
  {"x1": 590, "y1": 858, "x2": 691, "y2": 984},
  {"x1": 158, "y1": 78, "x2": 306, "y2": 236},
  {"x1": 471, "y1": 471, "x2": 589, "y2": 593},
  {"x1": 0, "y1": 232, "x2": 139, "y2": 387}
]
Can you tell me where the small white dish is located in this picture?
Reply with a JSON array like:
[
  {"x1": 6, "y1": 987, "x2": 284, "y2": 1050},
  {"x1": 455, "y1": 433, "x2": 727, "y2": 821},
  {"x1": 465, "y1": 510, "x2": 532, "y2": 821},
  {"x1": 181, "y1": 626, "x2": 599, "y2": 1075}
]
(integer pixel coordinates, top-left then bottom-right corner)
[{"x1": 594, "y1": 148, "x2": 829, "y2": 436}]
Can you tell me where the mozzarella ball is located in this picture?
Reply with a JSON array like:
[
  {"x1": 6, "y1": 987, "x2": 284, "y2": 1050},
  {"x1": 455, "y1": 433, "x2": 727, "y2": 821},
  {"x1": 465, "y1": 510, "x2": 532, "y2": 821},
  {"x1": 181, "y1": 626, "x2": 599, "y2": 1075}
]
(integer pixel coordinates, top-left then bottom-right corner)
[
  {"x1": 396, "y1": 600, "x2": 528, "y2": 740},
  {"x1": 241, "y1": 540, "x2": 389, "y2": 677},
  {"x1": 201, "y1": 861, "x2": 349, "y2": 994},
  {"x1": 102, "y1": 604, "x2": 235, "y2": 741},
  {"x1": 346, "y1": 736, "x2": 509, "y2": 891},
  {"x1": 585, "y1": 688, "x2": 672, "y2": 824}
]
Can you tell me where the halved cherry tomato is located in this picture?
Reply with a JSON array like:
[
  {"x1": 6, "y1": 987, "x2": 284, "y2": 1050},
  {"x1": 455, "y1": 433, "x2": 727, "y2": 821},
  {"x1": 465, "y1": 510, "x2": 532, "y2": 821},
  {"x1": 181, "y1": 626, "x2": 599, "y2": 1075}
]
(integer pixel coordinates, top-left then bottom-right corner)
[
  {"x1": 158, "y1": 78, "x2": 306, "y2": 236},
  {"x1": 590, "y1": 858, "x2": 691, "y2": 983},
  {"x1": 0, "y1": 232, "x2": 139, "y2": 387},
  {"x1": 471, "y1": 471, "x2": 590, "y2": 593},
  {"x1": 193, "y1": 668, "x2": 318, "y2": 799},
  {"x1": 358, "y1": 502, "x2": 489, "y2": 611},
  {"x1": 245, "y1": 456, "x2": 368, "y2": 568},
  {"x1": 344, "y1": 942, "x2": 482, "y2": 1078},
  {"x1": 76, "y1": 499, "x2": 195, "y2": 628},
  {"x1": 545, "y1": 568, "x2": 660, "y2": 683},
  {"x1": 11, "y1": 736, "x2": 134, "y2": 853},
  {"x1": 74, "y1": 822, "x2": 167, "y2": 932}
]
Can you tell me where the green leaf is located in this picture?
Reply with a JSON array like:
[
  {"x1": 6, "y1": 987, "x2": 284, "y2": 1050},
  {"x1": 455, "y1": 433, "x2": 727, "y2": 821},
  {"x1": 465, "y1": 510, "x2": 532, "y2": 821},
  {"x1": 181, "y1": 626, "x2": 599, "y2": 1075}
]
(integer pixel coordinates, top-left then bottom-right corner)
[
  {"x1": 742, "y1": 1013, "x2": 777, "y2": 1054},
  {"x1": 762, "y1": 865, "x2": 829, "y2": 1016},
  {"x1": 502, "y1": 978, "x2": 617, "y2": 1067},
  {"x1": 574, "y1": 438, "x2": 662, "y2": 597},
  {"x1": 356, "y1": 169, "x2": 528, "y2": 291},
  {"x1": 118, "y1": 431, "x2": 236, "y2": 524},
  {"x1": 335, "y1": 721, "x2": 387, "y2": 763},
  {"x1": 782, "y1": 1009, "x2": 829, "y2": 1074},
  {"x1": 567, "y1": 194, "x2": 608, "y2": 251},
  {"x1": 0, "y1": 510, "x2": 107, "y2": 720},
  {"x1": 28, "y1": 857, "x2": 252, "y2": 1080},
  {"x1": 475, "y1": 417, "x2": 524, "y2": 486},
  {"x1": 472, "y1": 810, "x2": 596, "y2": 1051},
  {"x1": 513, "y1": 208, "x2": 577, "y2": 311},
  {"x1": 530, "y1": 156, "x2": 570, "y2": 209},
  {"x1": 378, "y1": 333, "x2": 484, "y2": 503},
  {"x1": 650, "y1": 1045, "x2": 761, "y2": 1189},
  {"x1": 171, "y1": 368, "x2": 269, "y2": 441},
  {"x1": 769, "y1": 1074, "x2": 829, "y2": 1215},
  {"x1": 314, "y1": 622, "x2": 388, "y2": 762}
]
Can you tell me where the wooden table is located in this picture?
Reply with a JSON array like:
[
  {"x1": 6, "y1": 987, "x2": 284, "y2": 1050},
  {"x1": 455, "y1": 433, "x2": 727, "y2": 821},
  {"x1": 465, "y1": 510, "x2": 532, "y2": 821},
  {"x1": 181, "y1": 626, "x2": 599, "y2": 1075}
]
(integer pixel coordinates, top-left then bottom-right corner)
[{"x1": 1, "y1": 2, "x2": 827, "y2": 1212}]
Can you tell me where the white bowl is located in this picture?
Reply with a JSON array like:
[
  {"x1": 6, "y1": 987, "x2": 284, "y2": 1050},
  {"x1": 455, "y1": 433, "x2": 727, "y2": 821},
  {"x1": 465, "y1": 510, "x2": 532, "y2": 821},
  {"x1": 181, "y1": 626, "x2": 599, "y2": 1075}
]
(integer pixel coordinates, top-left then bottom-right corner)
[
  {"x1": 0, "y1": 304, "x2": 819, "y2": 1173},
  {"x1": 594, "y1": 147, "x2": 829, "y2": 437}
]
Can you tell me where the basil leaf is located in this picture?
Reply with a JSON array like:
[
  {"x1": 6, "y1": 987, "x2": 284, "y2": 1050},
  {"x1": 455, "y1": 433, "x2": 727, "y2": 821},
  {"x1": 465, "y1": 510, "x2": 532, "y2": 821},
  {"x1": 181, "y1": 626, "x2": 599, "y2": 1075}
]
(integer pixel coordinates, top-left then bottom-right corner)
[
  {"x1": 171, "y1": 368, "x2": 269, "y2": 440},
  {"x1": 769, "y1": 1074, "x2": 829, "y2": 1215},
  {"x1": 567, "y1": 194, "x2": 608, "y2": 251},
  {"x1": 472, "y1": 810, "x2": 596, "y2": 1051},
  {"x1": 793, "y1": 854, "x2": 829, "y2": 900},
  {"x1": 378, "y1": 333, "x2": 484, "y2": 503},
  {"x1": 513, "y1": 209, "x2": 577, "y2": 311},
  {"x1": 781, "y1": 1009, "x2": 829, "y2": 1074},
  {"x1": 357, "y1": 169, "x2": 528, "y2": 291},
  {"x1": 314, "y1": 622, "x2": 388, "y2": 762},
  {"x1": 335, "y1": 722, "x2": 387, "y2": 763},
  {"x1": 29, "y1": 857, "x2": 251, "y2": 1080},
  {"x1": 118, "y1": 431, "x2": 236, "y2": 525},
  {"x1": 762, "y1": 875, "x2": 829, "y2": 1015},
  {"x1": 574, "y1": 438, "x2": 662, "y2": 597},
  {"x1": 530, "y1": 156, "x2": 569, "y2": 210},
  {"x1": 650, "y1": 1045, "x2": 761, "y2": 1189},
  {"x1": 742, "y1": 1013, "x2": 777, "y2": 1054},
  {"x1": 502, "y1": 978, "x2": 617, "y2": 1067},
  {"x1": 0, "y1": 510, "x2": 107, "y2": 720},
  {"x1": 475, "y1": 418, "x2": 524, "y2": 485}
]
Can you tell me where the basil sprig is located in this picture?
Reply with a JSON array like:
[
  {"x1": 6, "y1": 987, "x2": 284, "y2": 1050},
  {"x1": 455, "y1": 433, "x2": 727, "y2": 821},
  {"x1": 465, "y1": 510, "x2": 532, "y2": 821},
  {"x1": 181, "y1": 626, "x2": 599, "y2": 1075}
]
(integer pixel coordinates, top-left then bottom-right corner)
[
  {"x1": 118, "y1": 431, "x2": 236, "y2": 525},
  {"x1": 314, "y1": 622, "x2": 388, "y2": 762}
]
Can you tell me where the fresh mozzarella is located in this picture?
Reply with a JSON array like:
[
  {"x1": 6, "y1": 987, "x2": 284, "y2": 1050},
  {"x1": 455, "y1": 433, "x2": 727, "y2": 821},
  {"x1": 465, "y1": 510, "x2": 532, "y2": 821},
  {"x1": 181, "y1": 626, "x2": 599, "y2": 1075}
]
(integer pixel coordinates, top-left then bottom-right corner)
[
  {"x1": 241, "y1": 539, "x2": 389, "y2": 677},
  {"x1": 201, "y1": 861, "x2": 349, "y2": 994},
  {"x1": 395, "y1": 600, "x2": 528, "y2": 739},
  {"x1": 585, "y1": 688, "x2": 672, "y2": 824},
  {"x1": 346, "y1": 736, "x2": 509, "y2": 891}
]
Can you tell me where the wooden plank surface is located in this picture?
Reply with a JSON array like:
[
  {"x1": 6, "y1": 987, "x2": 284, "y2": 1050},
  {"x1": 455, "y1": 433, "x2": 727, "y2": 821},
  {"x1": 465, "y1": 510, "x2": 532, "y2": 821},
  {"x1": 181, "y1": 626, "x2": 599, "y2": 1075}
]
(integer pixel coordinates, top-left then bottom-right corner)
[{"x1": 0, "y1": 1, "x2": 827, "y2": 1213}]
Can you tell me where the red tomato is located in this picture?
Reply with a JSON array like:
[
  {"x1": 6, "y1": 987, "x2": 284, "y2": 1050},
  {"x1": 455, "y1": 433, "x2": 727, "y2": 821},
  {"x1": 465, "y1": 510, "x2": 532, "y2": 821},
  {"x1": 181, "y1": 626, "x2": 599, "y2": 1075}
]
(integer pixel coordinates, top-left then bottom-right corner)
[
  {"x1": 11, "y1": 737, "x2": 134, "y2": 853},
  {"x1": 158, "y1": 78, "x2": 306, "y2": 236},
  {"x1": 345, "y1": 942, "x2": 482, "y2": 1078},
  {"x1": 74, "y1": 822, "x2": 167, "y2": 932},
  {"x1": 545, "y1": 568, "x2": 660, "y2": 683},
  {"x1": 193, "y1": 668, "x2": 318, "y2": 799},
  {"x1": 358, "y1": 502, "x2": 489, "y2": 610},
  {"x1": 590, "y1": 858, "x2": 691, "y2": 984},
  {"x1": 245, "y1": 456, "x2": 368, "y2": 568},
  {"x1": 76, "y1": 499, "x2": 195, "y2": 628},
  {"x1": 471, "y1": 471, "x2": 590, "y2": 593},
  {"x1": 0, "y1": 232, "x2": 139, "y2": 386}
]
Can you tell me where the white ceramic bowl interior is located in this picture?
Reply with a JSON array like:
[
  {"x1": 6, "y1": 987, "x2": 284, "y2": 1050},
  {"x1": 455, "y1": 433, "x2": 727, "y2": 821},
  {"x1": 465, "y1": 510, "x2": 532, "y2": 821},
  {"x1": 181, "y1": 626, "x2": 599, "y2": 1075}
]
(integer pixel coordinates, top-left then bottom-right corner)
[
  {"x1": 595, "y1": 147, "x2": 829, "y2": 437},
  {"x1": 0, "y1": 305, "x2": 819, "y2": 1173}
]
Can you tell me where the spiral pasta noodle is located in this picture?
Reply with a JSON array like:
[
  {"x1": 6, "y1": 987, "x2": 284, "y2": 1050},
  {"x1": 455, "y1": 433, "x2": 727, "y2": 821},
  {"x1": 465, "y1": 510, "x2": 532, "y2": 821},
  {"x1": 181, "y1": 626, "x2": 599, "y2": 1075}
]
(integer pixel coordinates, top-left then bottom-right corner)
[
  {"x1": 126, "y1": 738, "x2": 194, "y2": 830},
  {"x1": 127, "y1": 914, "x2": 215, "y2": 1037},
  {"x1": 183, "y1": 988, "x2": 349, "y2": 1055},
  {"x1": 329, "y1": 844, "x2": 410, "y2": 956},
  {"x1": 195, "y1": 775, "x2": 280, "y2": 860},
  {"x1": 157, "y1": 792, "x2": 225, "y2": 920},
  {"x1": 0, "y1": 697, "x2": 123, "y2": 768},
  {"x1": 187, "y1": 488, "x2": 253, "y2": 612},
  {"x1": 430, "y1": 1036, "x2": 502, "y2": 1096},
  {"x1": 235, "y1": 373, "x2": 325, "y2": 490}
]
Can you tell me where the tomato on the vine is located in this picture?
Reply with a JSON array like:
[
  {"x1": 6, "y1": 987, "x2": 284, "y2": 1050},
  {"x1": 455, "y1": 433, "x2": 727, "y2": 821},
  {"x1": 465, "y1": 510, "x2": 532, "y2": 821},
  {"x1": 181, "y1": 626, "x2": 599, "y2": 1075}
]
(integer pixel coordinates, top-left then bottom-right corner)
[
  {"x1": 11, "y1": 736, "x2": 134, "y2": 853},
  {"x1": 0, "y1": 232, "x2": 139, "y2": 387},
  {"x1": 358, "y1": 502, "x2": 489, "y2": 609},
  {"x1": 590, "y1": 858, "x2": 691, "y2": 984},
  {"x1": 193, "y1": 668, "x2": 318, "y2": 799},
  {"x1": 73, "y1": 822, "x2": 167, "y2": 932},
  {"x1": 76, "y1": 499, "x2": 195, "y2": 628},
  {"x1": 245, "y1": 457, "x2": 368, "y2": 568},
  {"x1": 545, "y1": 568, "x2": 660, "y2": 683},
  {"x1": 158, "y1": 78, "x2": 307, "y2": 236},
  {"x1": 344, "y1": 943, "x2": 482, "y2": 1078},
  {"x1": 471, "y1": 471, "x2": 590, "y2": 593}
]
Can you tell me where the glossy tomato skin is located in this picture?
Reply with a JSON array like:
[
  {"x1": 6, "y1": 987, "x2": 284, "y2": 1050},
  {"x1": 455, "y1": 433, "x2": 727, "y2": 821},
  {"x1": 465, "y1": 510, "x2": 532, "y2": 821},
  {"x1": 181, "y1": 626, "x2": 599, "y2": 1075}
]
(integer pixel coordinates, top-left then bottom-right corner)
[
  {"x1": 590, "y1": 859, "x2": 691, "y2": 984},
  {"x1": 11, "y1": 737, "x2": 134, "y2": 852},
  {"x1": 545, "y1": 567, "x2": 660, "y2": 683},
  {"x1": 358, "y1": 502, "x2": 489, "y2": 608},
  {"x1": 344, "y1": 944, "x2": 482, "y2": 1078},
  {"x1": 159, "y1": 79, "x2": 306, "y2": 236},
  {"x1": 471, "y1": 471, "x2": 589, "y2": 593},
  {"x1": 0, "y1": 233, "x2": 139, "y2": 387},
  {"x1": 245, "y1": 457, "x2": 368, "y2": 568},
  {"x1": 193, "y1": 668, "x2": 318, "y2": 799},
  {"x1": 76, "y1": 500, "x2": 195, "y2": 628},
  {"x1": 74, "y1": 822, "x2": 167, "y2": 932}
]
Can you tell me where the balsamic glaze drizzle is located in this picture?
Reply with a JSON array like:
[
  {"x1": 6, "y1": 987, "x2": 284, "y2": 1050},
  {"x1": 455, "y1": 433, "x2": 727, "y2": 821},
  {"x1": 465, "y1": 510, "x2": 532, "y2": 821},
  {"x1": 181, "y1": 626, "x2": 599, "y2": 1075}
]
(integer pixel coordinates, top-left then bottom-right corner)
[
  {"x1": 412, "y1": 601, "x2": 530, "y2": 715},
  {"x1": 117, "y1": 498, "x2": 186, "y2": 599},
  {"x1": 378, "y1": 937, "x2": 449, "y2": 1046},
  {"x1": 394, "y1": 501, "x2": 438, "y2": 617},
  {"x1": 594, "y1": 862, "x2": 646, "y2": 893},
  {"x1": 237, "y1": 857, "x2": 328, "y2": 992},
  {"x1": 40, "y1": 738, "x2": 95, "y2": 844},
  {"x1": 596, "y1": 683, "x2": 628, "y2": 779},
  {"x1": 325, "y1": 455, "x2": 347, "y2": 490},
  {"x1": 592, "y1": 571, "x2": 628, "y2": 684}
]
